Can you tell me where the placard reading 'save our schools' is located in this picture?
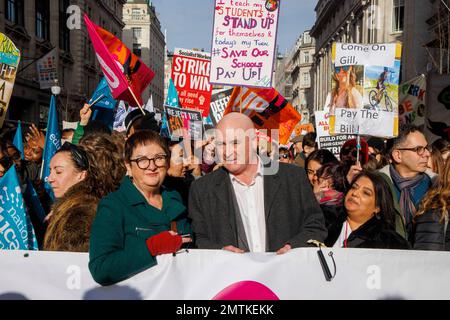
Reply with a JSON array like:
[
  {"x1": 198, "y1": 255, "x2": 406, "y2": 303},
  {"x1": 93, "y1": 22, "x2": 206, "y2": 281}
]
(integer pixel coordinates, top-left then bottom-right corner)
[{"x1": 210, "y1": 0, "x2": 280, "y2": 88}]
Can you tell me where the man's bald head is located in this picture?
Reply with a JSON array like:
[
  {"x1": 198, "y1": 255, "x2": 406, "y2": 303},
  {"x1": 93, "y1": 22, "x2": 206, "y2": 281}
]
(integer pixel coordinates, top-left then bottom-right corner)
[
  {"x1": 214, "y1": 113, "x2": 257, "y2": 175},
  {"x1": 217, "y1": 112, "x2": 255, "y2": 132}
]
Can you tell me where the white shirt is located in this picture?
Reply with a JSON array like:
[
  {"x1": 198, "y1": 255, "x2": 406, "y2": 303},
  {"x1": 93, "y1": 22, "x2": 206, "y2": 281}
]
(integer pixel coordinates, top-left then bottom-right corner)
[
  {"x1": 229, "y1": 158, "x2": 266, "y2": 253},
  {"x1": 333, "y1": 220, "x2": 352, "y2": 248}
]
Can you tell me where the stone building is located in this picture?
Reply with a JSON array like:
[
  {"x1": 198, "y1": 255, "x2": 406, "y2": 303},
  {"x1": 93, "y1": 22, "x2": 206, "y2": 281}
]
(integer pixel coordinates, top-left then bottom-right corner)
[
  {"x1": 0, "y1": 0, "x2": 126, "y2": 126},
  {"x1": 123, "y1": 0, "x2": 165, "y2": 110}
]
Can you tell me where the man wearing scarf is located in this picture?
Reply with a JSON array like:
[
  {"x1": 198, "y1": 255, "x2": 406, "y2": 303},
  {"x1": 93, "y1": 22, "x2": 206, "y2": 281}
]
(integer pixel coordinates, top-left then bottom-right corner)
[{"x1": 379, "y1": 125, "x2": 436, "y2": 244}]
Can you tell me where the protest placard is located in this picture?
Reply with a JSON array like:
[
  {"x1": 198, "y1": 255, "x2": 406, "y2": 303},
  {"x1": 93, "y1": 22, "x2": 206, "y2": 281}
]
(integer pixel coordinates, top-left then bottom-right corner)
[
  {"x1": 315, "y1": 110, "x2": 355, "y2": 159},
  {"x1": 36, "y1": 48, "x2": 58, "y2": 90},
  {"x1": 329, "y1": 42, "x2": 402, "y2": 138},
  {"x1": 424, "y1": 73, "x2": 450, "y2": 142},
  {"x1": 225, "y1": 86, "x2": 301, "y2": 145},
  {"x1": 398, "y1": 74, "x2": 426, "y2": 130},
  {"x1": 172, "y1": 49, "x2": 212, "y2": 117},
  {"x1": 210, "y1": 0, "x2": 280, "y2": 88},
  {"x1": 0, "y1": 33, "x2": 20, "y2": 128},
  {"x1": 209, "y1": 88, "x2": 233, "y2": 126},
  {"x1": 164, "y1": 106, "x2": 204, "y2": 141}
]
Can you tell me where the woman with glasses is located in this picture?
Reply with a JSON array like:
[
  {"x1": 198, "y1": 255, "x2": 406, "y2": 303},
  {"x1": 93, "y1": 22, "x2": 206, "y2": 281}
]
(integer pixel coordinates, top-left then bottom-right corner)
[
  {"x1": 44, "y1": 134, "x2": 126, "y2": 252},
  {"x1": 278, "y1": 147, "x2": 294, "y2": 164},
  {"x1": 89, "y1": 130, "x2": 192, "y2": 286}
]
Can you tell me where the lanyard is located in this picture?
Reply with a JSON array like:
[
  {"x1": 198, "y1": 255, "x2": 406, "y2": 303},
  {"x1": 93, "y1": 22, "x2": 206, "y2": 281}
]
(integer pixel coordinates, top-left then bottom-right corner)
[{"x1": 344, "y1": 221, "x2": 349, "y2": 248}]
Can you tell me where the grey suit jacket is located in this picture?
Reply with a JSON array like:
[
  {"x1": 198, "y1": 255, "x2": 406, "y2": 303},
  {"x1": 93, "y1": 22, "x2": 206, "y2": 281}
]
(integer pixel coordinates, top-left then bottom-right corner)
[{"x1": 188, "y1": 162, "x2": 327, "y2": 252}]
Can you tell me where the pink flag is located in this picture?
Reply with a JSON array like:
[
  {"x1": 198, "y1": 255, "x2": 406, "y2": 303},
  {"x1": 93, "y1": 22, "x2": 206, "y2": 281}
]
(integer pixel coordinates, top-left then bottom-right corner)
[{"x1": 84, "y1": 14, "x2": 154, "y2": 108}]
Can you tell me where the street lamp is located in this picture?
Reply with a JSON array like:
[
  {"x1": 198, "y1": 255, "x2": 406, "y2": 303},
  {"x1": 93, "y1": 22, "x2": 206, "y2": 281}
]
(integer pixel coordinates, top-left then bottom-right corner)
[{"x1": 51, "y1": 79, "x2": 61, "y2": 96}]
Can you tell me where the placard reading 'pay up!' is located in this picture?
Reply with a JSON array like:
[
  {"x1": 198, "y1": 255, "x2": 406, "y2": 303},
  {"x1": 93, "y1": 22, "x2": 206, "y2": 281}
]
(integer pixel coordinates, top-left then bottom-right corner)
[{"x1": 210, "y1": 0, "x2": 280, "y2": 88}]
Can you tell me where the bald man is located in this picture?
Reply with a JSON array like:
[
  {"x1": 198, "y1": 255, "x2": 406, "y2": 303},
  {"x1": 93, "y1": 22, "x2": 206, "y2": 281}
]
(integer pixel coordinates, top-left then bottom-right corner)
[{"x1": 188, "y1": 113, "x2": 327, "y2": 254}]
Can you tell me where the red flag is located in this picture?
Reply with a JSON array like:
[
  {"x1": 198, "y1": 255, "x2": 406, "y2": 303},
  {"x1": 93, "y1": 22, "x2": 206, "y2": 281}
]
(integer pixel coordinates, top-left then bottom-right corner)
[
  {"x1": 225, "y1": 86, "x2": 302, "y2": 145},
  {"x1": 84, "y1": 14, "x2": 154, "y2": 108}
]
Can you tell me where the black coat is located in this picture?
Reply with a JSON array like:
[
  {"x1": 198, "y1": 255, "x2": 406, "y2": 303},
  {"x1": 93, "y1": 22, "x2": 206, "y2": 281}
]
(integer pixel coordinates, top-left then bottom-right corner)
[
  {"x1": 413, "y1": 210, "x2": 450, "y2": 251},
  {"x1": 188, "y1": 163, "x2": 328, "y2": 252},
  {"x1": 326, "y1": 213, "x2": 411, "y2": 250}
]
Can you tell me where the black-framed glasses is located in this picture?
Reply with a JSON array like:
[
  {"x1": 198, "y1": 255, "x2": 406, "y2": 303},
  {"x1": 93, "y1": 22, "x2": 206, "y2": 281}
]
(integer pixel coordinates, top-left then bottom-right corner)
[
  {"x1": 279, "y1": 154, "x2": 290, "y2": 159},
  {"x1": 130, "y1": 154, "x2": 167, "y2": 170},
  {"x1": 396, "y1": 145, "x2": 431, "y2": 156}
]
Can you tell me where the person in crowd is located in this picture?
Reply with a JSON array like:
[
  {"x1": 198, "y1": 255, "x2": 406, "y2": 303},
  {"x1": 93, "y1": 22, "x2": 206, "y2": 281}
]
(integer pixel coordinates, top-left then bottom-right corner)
[
  {"x1": 71, "y1": 104, "x2": 113, "y2": 144},
  {"x1": 325, "y1": 170, "x2": 410, "y2": 249},
  {"x1": 124, "y1": 108, "x2": 160, "y2": 137},
  {"x1": 5, "y1": 143, "x2": 41, "y2": 186},
  {"x1": 44, "y1": 135, "x2": 126, "y2": 252},
  {"x1": 340, "y1": 138, "x2": 370, "y2": 185},
  {"x1": 432, "y1": 138, "x2": 449, "y2": 161},
  {"x1": 302, "y1": 132, "x2": 317, "y2": 159},
  {"x1": 305, "y1": 149, "x2": 340, "y2": 186},
  {"x1": 413, "y1": 158, "x2": 450, "y2": 251},
  {"x1": 379, "y1": 125, "x2": 435, "y2": 243},
  {"x1": 427, "y1": 142, "x2": 446, "y2": 176},
  {"x1": 279, "y1": 147, "x2": 294, "y2": 164},
  {"x1": 89, "y1": 130, "x2": 192, "y2": 286},
  {"x1": 290, "y1": 135, "x2": 305, "y2": 167},
  {"x1": 0, "y1": 142, "x2": 12, "y2": 178},
  {"x1": 313, "y1": 163, "x2": 348, "y2": 231},
  {"x1": 164, "y1": 140, "x2": 192, "y2": 207},
  {"x1": 367, "y1": 137, "x2": 389, "y2": 170},
  {"x1": 188, "y1": 113, "x2": 327, "y2": 254},
  {"x1": 61, "y1": 128, "x2": 75, "y2": 144}
]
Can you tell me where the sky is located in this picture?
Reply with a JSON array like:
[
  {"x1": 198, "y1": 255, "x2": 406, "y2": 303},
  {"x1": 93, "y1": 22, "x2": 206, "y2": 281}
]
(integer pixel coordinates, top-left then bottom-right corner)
[{"x1": 150, "y1": 0, "x2": 317, "y2": 54}]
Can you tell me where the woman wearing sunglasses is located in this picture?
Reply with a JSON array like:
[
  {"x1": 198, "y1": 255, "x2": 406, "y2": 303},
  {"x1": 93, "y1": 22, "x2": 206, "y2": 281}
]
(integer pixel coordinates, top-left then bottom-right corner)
[{"x1": 89, "y1": 130, "x2": 192, "y2": 286}]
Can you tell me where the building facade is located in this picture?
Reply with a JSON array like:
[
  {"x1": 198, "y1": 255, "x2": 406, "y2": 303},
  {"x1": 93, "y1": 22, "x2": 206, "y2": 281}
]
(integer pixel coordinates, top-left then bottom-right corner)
[
  {"x1": 287, "y1": 31, "x2": 315, "y2": 115},
  {"x1": 0, "y1": 0, "x2": 126, "y2": 126},
  {"x1": 123, "y1": 0, "x2": 165, "y2": 110},
  {"x1": 310, "y1": 0, "x2": 433, "y2": 111}
]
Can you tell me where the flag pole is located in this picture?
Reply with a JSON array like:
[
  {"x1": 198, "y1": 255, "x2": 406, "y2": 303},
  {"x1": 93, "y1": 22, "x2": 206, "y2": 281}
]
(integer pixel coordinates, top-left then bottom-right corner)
[{"x1": 128, "y1": 87, "x2": 146, "y2": 115}]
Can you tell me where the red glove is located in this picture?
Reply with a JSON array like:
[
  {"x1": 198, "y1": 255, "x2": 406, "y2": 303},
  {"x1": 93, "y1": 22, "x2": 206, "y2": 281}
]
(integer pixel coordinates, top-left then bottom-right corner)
[{"x1": 146, "y1": 231, "x2": 182, "y2": 256}]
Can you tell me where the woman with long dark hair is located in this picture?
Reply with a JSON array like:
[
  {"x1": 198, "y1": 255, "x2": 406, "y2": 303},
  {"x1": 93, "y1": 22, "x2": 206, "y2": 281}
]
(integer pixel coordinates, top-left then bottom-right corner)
[
  {"x1": 325, "y1": 170, "x2": 410, "y2": 249},
  {"x1": 413, "y1": 159, "x2": 450, "y2": 251}
]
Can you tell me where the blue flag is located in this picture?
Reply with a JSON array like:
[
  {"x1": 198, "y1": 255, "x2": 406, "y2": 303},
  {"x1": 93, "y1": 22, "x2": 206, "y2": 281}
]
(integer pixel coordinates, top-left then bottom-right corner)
[
  {"x1": 23, "y1": 178, "x2": 47, "y2": 224},
  {"x1": 165, "y1": 79, "x2": 180, "y2": 107},
  {"x1": 161, "y1": 79, "x2": 180, "y2": 139},
  {"x1": 13, "y1": 121, "x2": 24, "y2": 160},
  {"x1": 41, "y1": 95, "x2": 61, "y2": 199},
  {"x1": 88, "y1": 77, "x2": 117, "y2": 129},
  {"x1": 0, "y1": 166, "x2": 38, "y2": 250}
]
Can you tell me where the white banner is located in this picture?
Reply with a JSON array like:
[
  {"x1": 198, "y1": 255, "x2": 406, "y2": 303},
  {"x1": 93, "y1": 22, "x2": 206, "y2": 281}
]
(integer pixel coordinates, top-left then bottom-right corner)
[
  {"x1": 1, "y1": 249, "x2": 450, "y2": 300},
  {"x1": 36, "y1": 48, "x2": 59, "y2": 90},
  {"x1": 209, "y1": 0, "x2": 280, "y2": 88},
  {"x1": 334, "y1": 43, "x2": 397, "y2": 68}
]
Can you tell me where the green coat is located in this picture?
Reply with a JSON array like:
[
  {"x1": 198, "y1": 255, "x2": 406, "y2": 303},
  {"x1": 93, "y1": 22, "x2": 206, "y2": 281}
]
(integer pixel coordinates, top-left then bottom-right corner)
[{"x1": 89, "y1": 176, "x2": 191, "y2": 286}]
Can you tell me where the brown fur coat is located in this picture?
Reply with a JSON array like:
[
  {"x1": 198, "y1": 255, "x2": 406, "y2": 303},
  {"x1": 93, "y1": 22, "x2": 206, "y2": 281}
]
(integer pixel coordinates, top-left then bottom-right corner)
[{"x1": 43, "y1": 182, "x2": 99, "y2": 252}]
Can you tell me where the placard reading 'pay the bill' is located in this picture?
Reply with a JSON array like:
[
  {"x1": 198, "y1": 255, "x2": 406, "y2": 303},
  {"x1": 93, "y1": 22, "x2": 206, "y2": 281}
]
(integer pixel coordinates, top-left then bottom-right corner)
[{"x1": 210, "y1": 0, "x2": 280, "y2": 88}]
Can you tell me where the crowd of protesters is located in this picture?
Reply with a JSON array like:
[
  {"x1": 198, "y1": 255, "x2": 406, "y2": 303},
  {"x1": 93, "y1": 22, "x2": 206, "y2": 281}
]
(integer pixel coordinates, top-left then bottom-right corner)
[{"x1": 0, "y1": 102, "x2": 449, "y2": 285}]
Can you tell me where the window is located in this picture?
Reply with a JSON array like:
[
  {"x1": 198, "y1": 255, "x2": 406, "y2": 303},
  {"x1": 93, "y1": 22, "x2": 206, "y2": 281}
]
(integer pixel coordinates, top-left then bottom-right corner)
[
  {"x1": 303, "y1": 52, "x2": 310, "y2": 64},
  {"x1": 36, "y1": 0, "x2": 50, "y2": 40},
  {"x1": 132, "y1": 27, "x2": 142, "y2": 40},
  {"x1": 59, "y1": 0, "x2": 70, "y2": 51},
  {"x1": 392, "y1": 0, "x2": 405, "y2": 32},
  {"x1": 133, "y1": 43, "x2": 142, "y2": 57},
  {"x1": 5, "y1": 0, "x2": 24, "y2": 25},
  {"x1": 132, "y1": 8, "x2": 141, "y2": 20},
  {"x1": 302, "y1": 72, "x2": 310, "y2": 87}
]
